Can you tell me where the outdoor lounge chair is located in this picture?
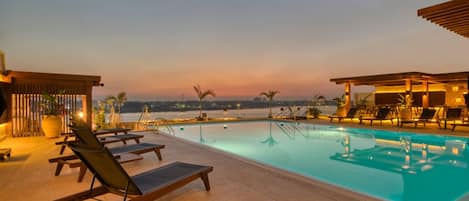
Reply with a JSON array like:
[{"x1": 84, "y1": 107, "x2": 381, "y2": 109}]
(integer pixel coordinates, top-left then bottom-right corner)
[
  {"x1": 399, "y1": 108, "x2": 436, "y2": 128},
  {"x1": 55, "y1": 142, "x2": 213, "y2": 201},
  {"x1": 57, "y1": 132, "x2": 145, "y2": 155},
  {"x1": 329, "y1": 108, "x2": 358, "y2": 123},
  {"x1": 49, "y1": 121, "x2": 165, "y2": 182},
  {"x1": 438, "y1": 108, "x2": 463, "y2": 129},
  {"x1": 359, "y1": 107, "x2": 393, "y2": 126},
  {"x1": 451, "y1": 121, "x2": 469, "y2": 131}
]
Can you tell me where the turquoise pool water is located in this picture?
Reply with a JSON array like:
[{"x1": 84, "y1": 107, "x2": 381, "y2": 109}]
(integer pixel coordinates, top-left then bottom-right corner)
[{"x1": 169, "y1": 121, "x2": 469, "y2": 201}]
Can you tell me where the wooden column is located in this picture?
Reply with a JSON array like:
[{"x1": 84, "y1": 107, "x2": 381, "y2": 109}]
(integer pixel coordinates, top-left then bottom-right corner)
[
  {"x1": 422, "y1": 80, "x2": 429, "y2": 108},
  {"x1": 82, "y1": 86, "x2": 93, "y2": 128},
  {"x1": 344, "y1": 82, "x2": 351, "y2": 111},
  {"x1": 405, "y1": 79, "x2": 413, "y2": 106}
]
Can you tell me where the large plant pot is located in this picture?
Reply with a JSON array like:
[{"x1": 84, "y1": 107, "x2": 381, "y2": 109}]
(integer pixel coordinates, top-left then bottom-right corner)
[
  {"x1": 336, "y1": 106, "x2": 347, "y2": 117},
  {"x1": 42, "y1": 115, "x2": 62, "y2": 138},
  {"x1": 399, "y1": 108, "x2": 412, "y2": 120}
]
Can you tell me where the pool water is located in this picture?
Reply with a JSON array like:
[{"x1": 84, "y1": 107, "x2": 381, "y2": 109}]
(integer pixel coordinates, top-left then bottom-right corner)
[{"x1": 169, "y1": 121, "x2": 469, "y2": 201}]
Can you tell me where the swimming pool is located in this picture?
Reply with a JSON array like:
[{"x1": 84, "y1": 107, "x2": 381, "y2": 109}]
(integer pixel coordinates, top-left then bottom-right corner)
[{"x1": 168, "y1": 121, "x2": 469, "y2": 201}]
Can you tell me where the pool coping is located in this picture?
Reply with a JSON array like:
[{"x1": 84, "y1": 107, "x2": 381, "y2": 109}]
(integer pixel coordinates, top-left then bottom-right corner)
[{"x1": 159, "y1": 130, "x2": 382, "y2": 201}]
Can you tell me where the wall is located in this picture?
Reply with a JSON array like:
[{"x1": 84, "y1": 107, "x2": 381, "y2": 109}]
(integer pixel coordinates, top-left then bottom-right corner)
[{"x1": 445, "y1": 82, "x2": 467, "y2": 107}]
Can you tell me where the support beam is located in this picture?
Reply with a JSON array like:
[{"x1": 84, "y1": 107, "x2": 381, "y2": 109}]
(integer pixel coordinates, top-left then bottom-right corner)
[
  {"x1": 344, "y1": 82, "x2": 351, "y2": 111},
  {"x1": 405, "y1": 79, "x2": 413, "y2": 107},
  {"x1": 422, "y1": 80, "x2": 429, "y2": 108}
]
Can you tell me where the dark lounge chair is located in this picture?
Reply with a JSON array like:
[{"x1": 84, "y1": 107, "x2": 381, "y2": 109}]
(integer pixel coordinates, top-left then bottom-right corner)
[
  {"x1": 55, "y1": 142, "x2": 213, "y2": 201},
  {"x1": 399, "y1": 108, "x2": 436, "y2": 128},
  {"x1": 49, "y1": 121, "x2": 165, "y2": 182},
  {"x1": 451, "y1": 121, "x2": 469, "y2": 131},
  {"x1": 329, "y1": 108, "x2": 358, "y2": 123},
  {"x1": 57, "y1": 132, "x2": 145, "y2": 155},
  {"x1": 359, "y1": 107, "x2": 392, "y2": 126},
  {"x1": 438, "y1": 108, "x2": 463, "y2": 129}
]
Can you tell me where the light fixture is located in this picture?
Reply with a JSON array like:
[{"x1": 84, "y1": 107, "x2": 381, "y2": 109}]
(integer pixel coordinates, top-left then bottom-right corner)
[
  {"x1": 77, "y1": 111, "x2": 84, "y2": 119},
  {"x1": 452, "y1": 86, "x2": 459, "y2": 92}
]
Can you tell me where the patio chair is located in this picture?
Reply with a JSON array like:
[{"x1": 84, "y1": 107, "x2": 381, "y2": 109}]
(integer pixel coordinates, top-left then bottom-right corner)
[
  {"x1": 399, "y1": 108, "x2": 436, "y2": 128},
  {"x1": 359, "y1": 107, "x2": 393, "y2": 126},
  {"x1": 329, "y1": 107, "x2": 358, "y2": 123},
  {"x1": 438, "y1": 108, "x2": 463, "y2": 129},
  {"x1": 55, "y1": 143, "x2": 213, "y2": 201}
]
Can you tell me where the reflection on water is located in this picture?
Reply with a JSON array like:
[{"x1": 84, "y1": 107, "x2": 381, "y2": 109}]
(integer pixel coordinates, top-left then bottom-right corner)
[
  {"x1": 260, "y1": 122, "x2": 278, "y2": 147},
  {"x1": 172, "y1": 121, "x2": 469, "y2": 201},
  {"x1": 331, "y1": 131, "x2": 469, "y2": 201}
]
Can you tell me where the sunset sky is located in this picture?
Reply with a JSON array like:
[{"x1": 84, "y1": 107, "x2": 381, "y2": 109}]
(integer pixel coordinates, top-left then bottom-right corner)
[{"x1": 1, "y1": 0, "x2": 469, "y2": 101}]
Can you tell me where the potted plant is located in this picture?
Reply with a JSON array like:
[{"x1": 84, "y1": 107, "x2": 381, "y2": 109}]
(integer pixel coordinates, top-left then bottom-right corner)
[
  {"x1": 41, "y1": 92, "x2": 64, "y2": 138},
  {"x1": 397, "y1": 94, "x2": 413, "y2": 120},
  {"x1": 333, "y1": 95, "x2": 347, "y2": 117}
]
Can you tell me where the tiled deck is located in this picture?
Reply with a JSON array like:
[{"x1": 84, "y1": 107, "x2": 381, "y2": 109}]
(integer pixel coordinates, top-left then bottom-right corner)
[{"x1": 1, "y1": 119, "x2": 468, "y2": 201}]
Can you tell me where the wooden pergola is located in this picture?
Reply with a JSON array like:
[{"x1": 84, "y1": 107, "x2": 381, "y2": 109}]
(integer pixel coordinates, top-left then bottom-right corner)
[
  {"x1": 330, "y1": 71, "x2": 469, "y2": 108},
  {"x1": 0, "y1": 70, "x2": 101, "y2": 137},
  {"x1": 418, "y1": 0, "x2": 469, "y2": 38}
]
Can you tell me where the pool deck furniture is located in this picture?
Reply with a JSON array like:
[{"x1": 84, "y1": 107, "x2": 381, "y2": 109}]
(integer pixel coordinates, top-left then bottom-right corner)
[
  {"x1": 399, "y1": 108, "x2": 437, "y2": 128},
  {"x1": 56, "y1": 132, "x2": 144, "y2": 154},
  {"x1": 0, "y1": 148, "x2": 11, "y2": 161},
  {"x1": 93, "y1": 128, "x2": 132, "y2": 136},
  {"x1": 451, "y1": 121, "x2": 469, "y2": 131},
  {"x1": 438, "y1": 108, "x2": 463, "y2": 129},
  {"x1": 359, "y1": 108, "x2": 393, "y2": 126},
  {"x1": 49, "y1": 153, "x2": 143, "y2": 182},
  {"x1": 329, "y1": 108, "x2": 358, "y2": 123},
  {"x1": 55, "y1": 139, "x2": 213, "y2": 201},
  {"x1": 49, "y1": 122, "x2": 165, "y2": 182},
  {"x1": 49, "y1": 142, "x2": 164, "y2": 182}
]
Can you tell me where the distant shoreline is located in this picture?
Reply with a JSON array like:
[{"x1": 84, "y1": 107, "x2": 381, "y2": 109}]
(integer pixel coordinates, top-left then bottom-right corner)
[{"x1": 108, "y1": 100, "x2": 336, "y2": 113}]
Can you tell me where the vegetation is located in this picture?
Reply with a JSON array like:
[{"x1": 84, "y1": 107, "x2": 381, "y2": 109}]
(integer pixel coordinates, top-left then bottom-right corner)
[
  {"x1": 260, "y1": 90, "x2": 280, "y2": 118},
  {"x1": 193, "y1": 85, "x2": 216, "y2": 120},
  {"x1": 93, "y1": 100, "x2": 106, "y2": 129},
  {"x1": 356, "y1": 93, "x2": 372, "y2": 109},
  {"x1": 308, "y1": 94, "x2": 325, "y2": 119},
  {"x1": 332, "y1": 94, "x2": 346, "y2": 108},
  {"x1": 41, "y1": 90, "x2": 65, "y2": 116},
  {"x1": 397, "y1": 94, "x2": 413, "y2": 109}
]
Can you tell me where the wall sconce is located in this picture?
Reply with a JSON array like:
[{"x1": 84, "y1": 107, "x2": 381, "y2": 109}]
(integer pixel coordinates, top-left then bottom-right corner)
[
  {"x1": 452, "y1": 86, "x2": 459, "y2": 92},
  {"x1": 456, "y1": 98, "x2": 462, "y2": 103}
]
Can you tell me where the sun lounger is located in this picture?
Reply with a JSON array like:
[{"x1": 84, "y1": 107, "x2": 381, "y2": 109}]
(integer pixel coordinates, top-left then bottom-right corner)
[
  {"x1": 57, "y1": 133, "x2": 144, "y2": 154},
  {"x1": 49, "y1": 153, "x2": 143, "y2": 182},
  {"x1": 451, "y1": 122, "x2": 469, "y2": 131},
  {"x1": 329, "y1": 108, "x2": 358, "y2": 123},
  {"x1": 399, "y1": 108, "x2": 436, "y2": 128},
  {"x1": 438, "y1": 108, "x2": 463, "y2": 129},
  {"x1": 49, "y1": 120, "x2": 165, "y2": 182},
  {"x1": 359, "y1": 107, "x2": 393, "y2": 126},
  {"x1": 55, "y1": 141, "x2": 213, "y2": 201}
]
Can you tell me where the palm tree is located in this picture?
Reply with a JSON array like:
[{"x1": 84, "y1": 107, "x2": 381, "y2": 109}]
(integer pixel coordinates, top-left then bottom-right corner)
[
  {"x1": 105, "y1": 95, "x2": 117, "y2": 127},
  {"x1": 261, "y1": 122, "x2": 278, "y2": 147},
  {"x1": 116, "y1": 92, "x2": 127, "y2": 114},
  {"x1": 193, "y1": 84, "x2": 216, "y2": 119},
  {"x1": 260, "y1": 90, "x2": 280, "y2": 118}
]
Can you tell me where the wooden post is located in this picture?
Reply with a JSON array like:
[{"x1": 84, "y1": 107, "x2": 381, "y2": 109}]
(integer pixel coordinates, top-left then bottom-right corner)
[
  {"x1": 422, "y1": 80, "x2": 429, "y2": 108},
  {"x1": 344, "y1": 82, "x2": 351, "y2": 111},
  {"x1": 405, "y1": 79, "x2": 413, "y2": 106},
  {"x1": 0, "y1": 50, "x2": 5, "y2": 74},
  {"x1": 82, "y1": 86, "x2": 93, "y2": 128}
]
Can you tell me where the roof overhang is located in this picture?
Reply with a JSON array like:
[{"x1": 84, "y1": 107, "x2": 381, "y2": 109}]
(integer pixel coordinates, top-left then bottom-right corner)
[
  {"x1": 330, "y1": 71, "x2": 469, "y2": 86},
  {"x1": 418, "y1": 0, "x2": 469, "y2": 38}
]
